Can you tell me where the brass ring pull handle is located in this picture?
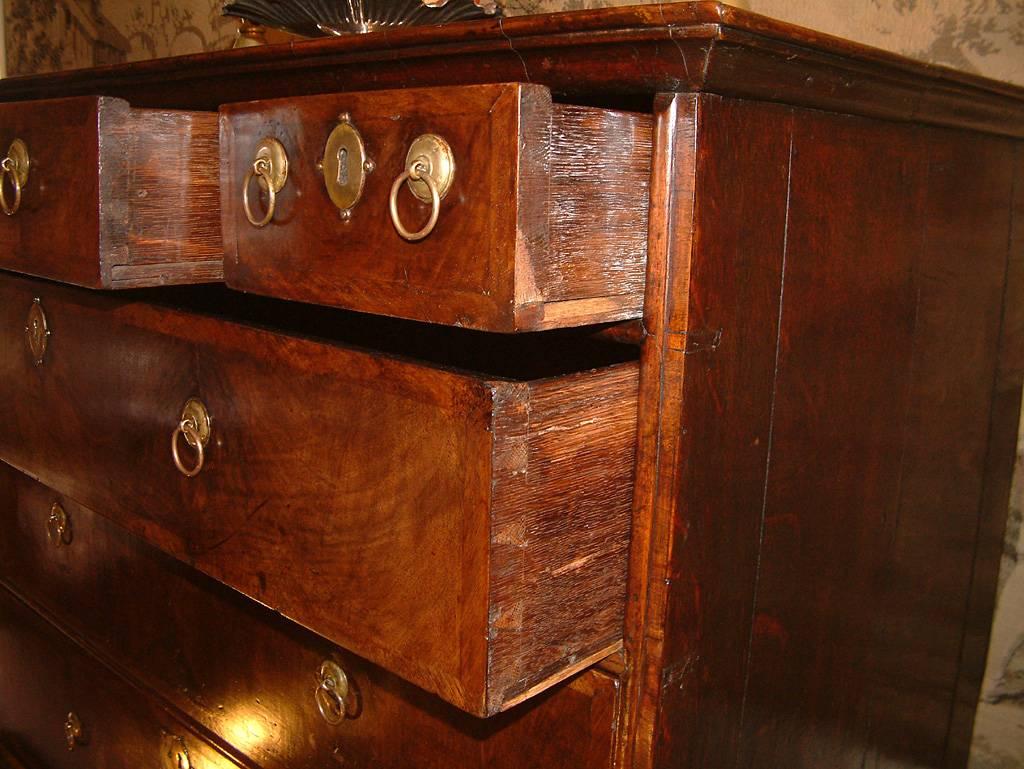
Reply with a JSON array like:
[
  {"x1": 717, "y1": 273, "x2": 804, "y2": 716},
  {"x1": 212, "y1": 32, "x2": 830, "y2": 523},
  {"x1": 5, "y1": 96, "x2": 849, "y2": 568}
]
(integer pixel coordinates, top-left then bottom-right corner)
[
  {"x1": 171, "y1": 421, "x2": 205, "y2": 478},
  {"x1": 314, "y1": 660, "x2": 351, "y2": 725},
  {"x1": 388, "y1": 134, "x2": 455, "y2": 243},
  {"x1": 171, "y1": 398, "x2": 211, "y2": 478},
  {"x1": 241, "y1": 137, "x2": 288, "y2": 228},
  {"x1": 0, "y1": 139, "x2": 29, "y2": 217},
  {"x1": 242, "y1": 158, "x2": 276, "y2": 228},
  {"x1": 389, "y1": 158, "x2": 440, "y2": 242}
]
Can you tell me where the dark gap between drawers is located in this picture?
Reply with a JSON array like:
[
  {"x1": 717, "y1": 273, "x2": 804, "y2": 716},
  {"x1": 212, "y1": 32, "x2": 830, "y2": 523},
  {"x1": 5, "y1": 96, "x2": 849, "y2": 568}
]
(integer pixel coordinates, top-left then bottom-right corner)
[{"x1": 113, "y1": 282, "x2": 641, "y2": 381}]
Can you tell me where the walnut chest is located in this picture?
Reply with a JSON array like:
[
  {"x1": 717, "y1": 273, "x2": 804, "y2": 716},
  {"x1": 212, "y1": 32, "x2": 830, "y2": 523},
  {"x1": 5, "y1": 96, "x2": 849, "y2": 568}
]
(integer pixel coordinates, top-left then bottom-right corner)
[{"x1": 0, "y1": 4, "x2": 1021, "y2": 769}]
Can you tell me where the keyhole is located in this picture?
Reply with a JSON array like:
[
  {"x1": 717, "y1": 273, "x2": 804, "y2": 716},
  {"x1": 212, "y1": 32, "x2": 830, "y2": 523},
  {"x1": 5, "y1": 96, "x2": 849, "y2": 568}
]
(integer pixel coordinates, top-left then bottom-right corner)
[{"x1": 336, "y1": 147, "x2": 348, "y2": 187}]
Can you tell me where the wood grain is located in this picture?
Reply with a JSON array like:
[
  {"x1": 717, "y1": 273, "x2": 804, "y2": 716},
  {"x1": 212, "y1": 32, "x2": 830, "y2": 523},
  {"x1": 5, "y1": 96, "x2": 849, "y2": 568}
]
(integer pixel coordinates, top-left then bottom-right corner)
[
  {"x1": 543, "y1": 104, "x2": 651, "y2": 307},
  {"x1": 0, "y1": 272, "x2": 637, "y2": 717},
  {"x1": 0, "y1": 96, "x2": 101, "y2": 287},
  {"x1": 0, "y1": 465, "x2": 620, "y2": 769},
  {"x1": 221, "y1": 83, "x2": 651, "y2": 331},
  {"x1": 101, "y1": 106, "x2": 223, "y2": 287},
  {"x1": 489, "y1": 366, "x2": 637, "y2": 712}
]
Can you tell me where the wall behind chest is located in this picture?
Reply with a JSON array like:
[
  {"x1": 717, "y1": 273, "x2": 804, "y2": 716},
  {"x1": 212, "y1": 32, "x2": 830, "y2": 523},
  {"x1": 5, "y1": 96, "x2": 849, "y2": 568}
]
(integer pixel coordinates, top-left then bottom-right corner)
[{"x1": 3, "y1": 0, "x2": 234, "y2": 74}]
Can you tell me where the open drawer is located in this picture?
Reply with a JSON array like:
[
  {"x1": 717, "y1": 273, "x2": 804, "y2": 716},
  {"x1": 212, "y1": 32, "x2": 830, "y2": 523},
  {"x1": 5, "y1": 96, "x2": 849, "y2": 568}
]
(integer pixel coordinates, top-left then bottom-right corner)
[
  {"x1": 220, "y1": 83, "x2": 651, "y2": 331},
  {"x1": 0, "y1": 272, "x2": 638, "y2": 716},
  {"x1": 0, "y1": 96, "x2": 221, "y2": 288}
]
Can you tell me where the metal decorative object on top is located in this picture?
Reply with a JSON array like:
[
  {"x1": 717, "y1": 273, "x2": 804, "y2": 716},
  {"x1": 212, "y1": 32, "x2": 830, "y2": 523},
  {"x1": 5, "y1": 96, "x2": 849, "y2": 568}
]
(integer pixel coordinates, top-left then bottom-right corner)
[{"x1": 223, "y1": 0, "x2": 500, "y2": 38}]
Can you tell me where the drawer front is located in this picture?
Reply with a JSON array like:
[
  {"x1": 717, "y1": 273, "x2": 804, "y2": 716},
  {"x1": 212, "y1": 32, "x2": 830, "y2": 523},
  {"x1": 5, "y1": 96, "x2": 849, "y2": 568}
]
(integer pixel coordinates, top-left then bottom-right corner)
[
  {"x1": 0, "y1": 273, "x2": 637, "y2": 716},
  {"x1": 0, "y1": 585, "x2": 247, "y2": 769},
  {"x1": 221, "y1": 83, "x2": 651, "y2": 331},
  {"x1": 0, "y1": 466, "x2": 620, "y2": 769},
  {"x1": 0, "y1": 96, "x2": 221, "y2": 288}
]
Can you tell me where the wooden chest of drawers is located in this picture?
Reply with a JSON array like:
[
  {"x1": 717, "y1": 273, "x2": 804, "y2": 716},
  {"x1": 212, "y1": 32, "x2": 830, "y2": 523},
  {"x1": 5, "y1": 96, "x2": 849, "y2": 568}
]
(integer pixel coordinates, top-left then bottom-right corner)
[{"x1": 0, "y1": 4, "x2": 1021, "y2": 769}]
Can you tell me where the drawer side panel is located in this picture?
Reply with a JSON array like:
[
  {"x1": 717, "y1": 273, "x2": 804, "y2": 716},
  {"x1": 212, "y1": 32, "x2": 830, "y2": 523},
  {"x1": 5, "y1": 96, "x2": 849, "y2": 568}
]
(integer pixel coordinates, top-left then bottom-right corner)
[
  {"x1": 100, "y1": 107, "x2": 224, "y2": 287},
  {"x1": 488, "y1": 363, "x2": 638, "y2": 713},
  {"x1": 536, "y1": 105, "x2": 652, "y2": 307}
]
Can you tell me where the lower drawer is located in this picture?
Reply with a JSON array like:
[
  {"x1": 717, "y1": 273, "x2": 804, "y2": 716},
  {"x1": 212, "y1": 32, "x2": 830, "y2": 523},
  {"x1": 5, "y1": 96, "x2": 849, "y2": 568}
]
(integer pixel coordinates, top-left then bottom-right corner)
[
  {"x1": 0, "y1": 272, "x2": 638, "y2": 716},
  {"x1": 0, "y1": 585, "x2": 247, "y2": 769},
  {"x1": 0, "y1": 466, "x2": 621, "y2": 769}
]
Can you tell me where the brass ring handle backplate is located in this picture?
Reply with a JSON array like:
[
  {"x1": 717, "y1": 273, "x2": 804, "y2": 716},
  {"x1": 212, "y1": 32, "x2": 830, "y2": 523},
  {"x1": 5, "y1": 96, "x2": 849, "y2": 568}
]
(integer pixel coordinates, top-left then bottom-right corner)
[
  {"x1": 0, "y1": 139, "x2": 29, "y2": 216},
  {"x1": 47, "y1": 502, "x2": 71, "y2": 547},
  {"x1": 242, "y1": 137, "x2": 288, "y2": 228},
  {"x1": 389, "y1": 134, "x2": 454, "y2": 242},
  {"x1": 161, "y1": 733, "x2": 192, "y2": 769},
  {"x1": 64, "y1": 711, "x2": 83, "y2": 751},
  {"x1": 171, "y1": 398, "x2": 211, "y2": 478},
  {"x1": 25, "y1": 298, "x2": 50, "y2": 366},
  {"x1": 314, "y1": 660, "x2": 351, "y2": 725}
]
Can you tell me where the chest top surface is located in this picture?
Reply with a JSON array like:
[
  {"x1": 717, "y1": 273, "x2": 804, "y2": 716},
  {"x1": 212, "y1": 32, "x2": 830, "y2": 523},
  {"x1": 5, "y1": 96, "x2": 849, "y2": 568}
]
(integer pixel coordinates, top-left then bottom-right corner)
[{"x1": 0, "y1": 2, "x2": 1021, "y2": 138}]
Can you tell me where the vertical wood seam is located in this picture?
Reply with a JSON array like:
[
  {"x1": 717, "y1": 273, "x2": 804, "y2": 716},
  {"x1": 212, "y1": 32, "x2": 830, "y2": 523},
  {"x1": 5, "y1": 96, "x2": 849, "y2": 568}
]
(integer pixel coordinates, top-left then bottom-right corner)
[{"x1": 733, "y1": 123, "x2": 796, "y2": 764}]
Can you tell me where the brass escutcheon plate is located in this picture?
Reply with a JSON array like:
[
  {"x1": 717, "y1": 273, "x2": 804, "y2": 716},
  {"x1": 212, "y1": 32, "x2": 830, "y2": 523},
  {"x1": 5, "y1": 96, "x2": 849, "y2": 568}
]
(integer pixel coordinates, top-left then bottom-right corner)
[
  {"x1": 6, "y1": 139, "x2": 30, "y2": 187},
  {"x1": 405, "y1": 134, "x2": 455, "y2": 203},
  {"x1": 179, "y1": 398, "x2": 211, "y2": 450},
  {"x1": 321, "y1": 115, "x2": 371, "y2": 216},
  {"x1": 25, "y1": 298, "x2": 49, "y2": 365},
  {"x1": 253, "y1": 137, "x2": 288, "y2": 193}
]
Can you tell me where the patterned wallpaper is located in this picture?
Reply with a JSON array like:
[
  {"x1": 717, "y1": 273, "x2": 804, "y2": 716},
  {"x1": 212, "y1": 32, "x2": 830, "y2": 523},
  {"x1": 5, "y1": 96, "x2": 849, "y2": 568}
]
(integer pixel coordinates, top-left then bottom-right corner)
[
  {"x1": 2, "y1": 1, "x2": 1023, "y2": 767},
  {"x1": 4, "y1": 0, "x2": 235, "y2": 75},
  {"x1": 748, "y1": 0, "x2": 1024, "y2": 87},
  {"x1": 975, "y1": 440, "x2": 1024, "y2": 768}
]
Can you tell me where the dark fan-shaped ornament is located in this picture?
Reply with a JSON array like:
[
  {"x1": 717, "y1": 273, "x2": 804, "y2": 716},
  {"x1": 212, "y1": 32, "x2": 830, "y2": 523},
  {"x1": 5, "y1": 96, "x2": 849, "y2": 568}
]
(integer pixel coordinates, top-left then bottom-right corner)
[{"x1": 222, "y1": 0, "x2": 501, "y2": 37}]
